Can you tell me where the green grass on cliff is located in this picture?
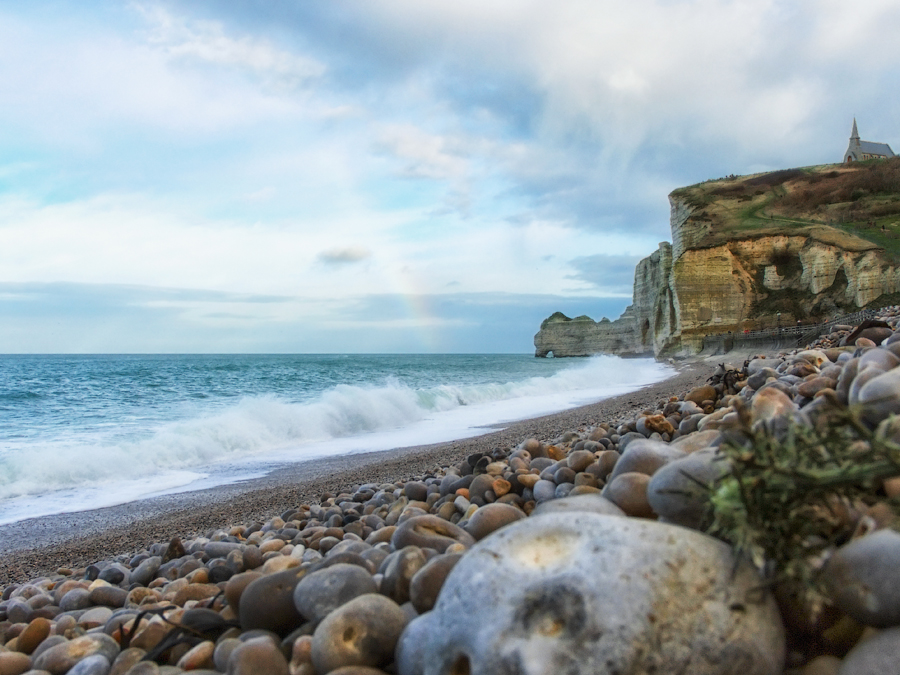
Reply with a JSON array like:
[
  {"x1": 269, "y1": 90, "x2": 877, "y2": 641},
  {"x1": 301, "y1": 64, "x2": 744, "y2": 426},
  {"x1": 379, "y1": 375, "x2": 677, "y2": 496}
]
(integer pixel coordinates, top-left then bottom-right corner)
[{"x1": 672, "y1": 157, "x2": 900, "y2": 261}]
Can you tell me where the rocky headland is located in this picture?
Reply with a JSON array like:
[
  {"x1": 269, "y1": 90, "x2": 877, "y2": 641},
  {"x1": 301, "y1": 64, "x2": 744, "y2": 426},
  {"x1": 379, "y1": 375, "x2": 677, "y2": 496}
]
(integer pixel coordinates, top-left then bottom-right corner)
[
  {"x1": 3, "y1": 309, "x2": 900, "y2": 674},
  {"x1": 535, "y1": 159, "x2": 900, "y2": 358}
]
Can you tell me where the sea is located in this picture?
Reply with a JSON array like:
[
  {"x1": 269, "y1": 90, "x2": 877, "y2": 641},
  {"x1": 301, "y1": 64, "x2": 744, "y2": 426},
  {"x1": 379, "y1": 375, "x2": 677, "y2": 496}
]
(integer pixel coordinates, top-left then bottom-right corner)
[{"x1": 0, "y1": 353, "x2": 673, "y2": 525}]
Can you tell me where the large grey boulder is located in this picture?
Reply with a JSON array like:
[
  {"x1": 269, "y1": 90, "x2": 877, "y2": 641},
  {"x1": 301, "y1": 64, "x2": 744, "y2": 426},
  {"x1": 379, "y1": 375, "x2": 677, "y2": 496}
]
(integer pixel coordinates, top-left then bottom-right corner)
[{"x1": 396, "y1": 513, "x2": 784, "y2": 675}]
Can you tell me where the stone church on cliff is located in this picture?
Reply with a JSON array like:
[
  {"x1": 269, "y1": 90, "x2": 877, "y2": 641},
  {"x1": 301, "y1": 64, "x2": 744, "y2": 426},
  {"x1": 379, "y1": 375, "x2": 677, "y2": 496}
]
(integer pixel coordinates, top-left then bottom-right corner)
[{"x1": 844, "y1": 118, "x2": 895, "y2": 162}]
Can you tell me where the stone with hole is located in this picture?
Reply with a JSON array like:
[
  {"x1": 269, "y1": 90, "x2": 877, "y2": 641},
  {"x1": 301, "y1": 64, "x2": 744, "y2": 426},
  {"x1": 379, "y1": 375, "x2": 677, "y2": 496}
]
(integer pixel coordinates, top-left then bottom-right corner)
[{"x1": 395, "y1": 513, "x2": 784, "y2": 675}]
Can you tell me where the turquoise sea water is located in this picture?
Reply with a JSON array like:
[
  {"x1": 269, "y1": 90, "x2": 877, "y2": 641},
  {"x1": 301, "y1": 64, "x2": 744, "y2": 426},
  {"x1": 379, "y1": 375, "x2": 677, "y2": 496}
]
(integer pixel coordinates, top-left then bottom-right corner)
[{"x1": 0, "y1": 354, "x2": 673, "y2": 524}]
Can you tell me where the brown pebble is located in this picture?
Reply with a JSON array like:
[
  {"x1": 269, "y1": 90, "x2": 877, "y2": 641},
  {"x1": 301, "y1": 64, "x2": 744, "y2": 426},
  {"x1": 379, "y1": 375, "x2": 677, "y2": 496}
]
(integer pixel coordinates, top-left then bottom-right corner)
[
  {"x1": 227, "y1": 635, "x2": 289, "y2": 675},
  {"x1": 224, "y1": 572, "x2": 262, "y2": 614},
  {"x1": 546, "y1": 445, "x2": 567, "y2": 461},
  {"x1": 603, "y1": 472, "x2": 655, "y2": 518},
  {"x1": 463, "y1": 503, "x2": 526, "y2": 541},
  {"x1": 14, "y1": 616, "x2": 51, "y2": 655},
  {"x1": 0, "y1": 650, "x2": 32, "y2": 675},
  {"x1": 176, "y1": 639, "x2": 215, "y2": 670},
  {"x1": 491, "y1": 478, "x2": 511, "y2": 497},
  {"x1": 311, "y1": 594, "x2": 408, "y2": 674},
  {"x1": 162, "y1": 536, "x2": 186, "y2": 562},
  {"x1": 516, "y1": 473, "x2": 540, "y2": 489},
  {"x1": 409, "y1": 553, "x2": 463, "y2": 614},
  {"x1": 391, "y1": 515, "x2": 475, "y2": 553}
]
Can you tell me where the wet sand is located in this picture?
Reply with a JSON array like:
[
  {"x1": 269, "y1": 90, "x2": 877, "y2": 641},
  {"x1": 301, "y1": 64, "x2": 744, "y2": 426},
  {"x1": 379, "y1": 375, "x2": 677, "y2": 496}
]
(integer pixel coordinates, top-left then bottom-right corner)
[{"x1": 0, "y1": 360, "x2": 716, "y2": 585}]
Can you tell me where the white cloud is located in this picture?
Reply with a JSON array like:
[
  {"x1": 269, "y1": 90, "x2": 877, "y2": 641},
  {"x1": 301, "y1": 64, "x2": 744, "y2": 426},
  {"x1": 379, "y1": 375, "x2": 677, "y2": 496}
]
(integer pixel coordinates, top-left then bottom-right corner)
[
  {"x1": 135, "y1": 3, "x2": 326, "y2": 91},
  {"x1": 375, "y1": 124, "x2": 469, "y2": 181}
]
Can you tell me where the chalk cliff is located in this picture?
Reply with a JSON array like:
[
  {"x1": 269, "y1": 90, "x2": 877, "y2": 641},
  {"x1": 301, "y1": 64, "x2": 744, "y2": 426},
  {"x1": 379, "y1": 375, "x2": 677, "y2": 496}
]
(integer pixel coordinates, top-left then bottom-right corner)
[{"x1": 535, "y1": 161, "x2": 900, "y2": 357}]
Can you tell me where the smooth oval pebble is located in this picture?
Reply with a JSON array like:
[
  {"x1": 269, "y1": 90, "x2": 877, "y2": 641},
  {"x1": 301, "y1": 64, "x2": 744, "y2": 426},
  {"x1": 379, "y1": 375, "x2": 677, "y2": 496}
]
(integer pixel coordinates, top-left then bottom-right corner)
[
  {"x1": 293, "y1": 563, "x2": 377, "y2": 623},
  {"x1": 857, "y1": 366, "x2": 900, "y2": 425},
  {"x1": 59, "y1": 587, "x2": 93, "y2": 612},
  {"x1": 390, "y1": 515, "x2": 475, "y2": 552},
  {"x1": 409, "y1": 553, "x2": 463, "y2": 614},
  {"x1": 463, "y1": 503, "x2": 526, "y2": 540},
  {"x1": 89, "y1": 585, "x2": 128, "y2": 608},
  {"x1": 607, "y1": 439, "x2": 685, "y2": 480},
  {"x1": 823, "y1": 529, "x2": 900, "y2": 627},
  {"x1": 380, "y1": 546, "x2": 427, "y2": 605},
  {"x1": 32, "y1": 634, "x2": 120, "y2": 675},
  {"x1": 647, "y1": 449, "x2": 730, "y2": 530},
  {"x1": 0, "y1": 651, "x2": 32, "y2": 675},
  {"x1": 602, "y1": 472, "x2": 654, "y2": 517},
  {"x1": 532, "y1": 479, "x2": 557, "y2": 501},
  {"x1": 227, "y1": 636, "x2": 289, "y2": 675},
  {"x1": 15, "y1": 616, "x2": 51, "y2": 655},
  {"x1": 238, "y1": 566, "x2": 305, "y2": 636},
  {"x1": 311, "y1": 594, "x2": 408, "y2": 674}
]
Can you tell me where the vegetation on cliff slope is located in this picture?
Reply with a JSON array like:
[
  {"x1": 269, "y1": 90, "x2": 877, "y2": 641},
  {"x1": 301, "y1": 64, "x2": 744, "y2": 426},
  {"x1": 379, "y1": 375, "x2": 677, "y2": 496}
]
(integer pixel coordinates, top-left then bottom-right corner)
[{"x1": 672, "y1": 157, "x2": 900, "y2": 261}]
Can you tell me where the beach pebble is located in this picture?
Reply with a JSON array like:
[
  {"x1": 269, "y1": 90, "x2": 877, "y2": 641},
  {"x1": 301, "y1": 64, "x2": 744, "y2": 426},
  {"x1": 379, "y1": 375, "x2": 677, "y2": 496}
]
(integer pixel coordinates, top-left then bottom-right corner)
[
  {"x1": 750, "y1": 386, "x2": 801, "y2": 435},
  {"x1": 607, "y1": 439, "x2": 685, "y2": 480},
  {"x1": 380, "y1": 546, "x2": 427, "y2": 605},
  {"x1": 670, "y1": 429, "x2": 720, "y2": 454},
  {"x1": 238, "y1": 567, "x2": 305, "y2": 636},
  {"x1": 78, "y1": 606, "x2": 113, "y2": 629},
  {"x1": 532, "y1": 479, "x2": 557, "y2": 502},
  {"x1": 293, "y1": 563, "x2": 377, "y2": 623},
  {"x1": 602, "y1": 472, "x2": 654, "y2": 518},
  {"x1": 747, "y1": 358, "x2": 783, "y2": 376},
  {"x1": 32, "y1": 634, "x2": 119, "y2": 674},
  {"x1": 0, "y1": 651, "x2": 32, "y2": 675},
  {"x1": 823, "y1": 529, "x2": 900, "y2": 627},
  {"x1": 226, "y1": 635, "x2": 289, "y2": 675},
  {"x1": 395, "y1": 513, "x2": 784, "y2": 675},
  {"x1": 121, "y1": 661, "x2": 160, "y2": 674},
  {"x1": 531, "y1": 493, "x2": 624, "y2": 517},
  {"x1": 463, "y1": 503, "x2": 526, "y2": 540},
  {"x1": 129, "y1": 557, "x2": 161, "y2": 587},
  {"x1": 311, "y1": 594, "x2": 408, "y2": 674},
  {"x1": 89, "y1": 585, "x2": 127, "y2": 608},
  {"x1": 647, "y1": 449, "x2": 730, "y2": 530},
  {"x1": 175, "y1": 640, "x2": 215, "y2": 671},
  {"x1": 15, "y1": 617, "x2": 51, "y2": 655},
  {"x1": 566, "y1": 450, "x2": 595, "y2": 472},
  {"x1": 685, "y1": 384, "x2": 717, "y2": 404},
  {"x1": 857, "y1": 366, "x2": 900, "y2": 425},
  {"x1": 109, "y1": 647, "x2": 145, "y2": 674},
  {"x1": 391, "y1": 515, "x2": 475, "y2": 553},
  {"x1": 409, "y1": 552, "x2": 462, "y2": 614},
  {"x1": 59, "y1": 587, "x2": 93, "y2": 612},
  {"x1": 838, "y1": 627, "x2": 900, "y2": 674},
  {"x1": 66, "y1": 653, "x2": 113, "y2": 675}
]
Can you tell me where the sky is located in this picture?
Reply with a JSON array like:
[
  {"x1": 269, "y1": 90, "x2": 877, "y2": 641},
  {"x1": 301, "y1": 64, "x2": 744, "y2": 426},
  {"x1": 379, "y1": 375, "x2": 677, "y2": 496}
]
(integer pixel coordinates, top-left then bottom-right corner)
[{"x1": 1, "y1": 1, "x2": 899, "y2": 353}]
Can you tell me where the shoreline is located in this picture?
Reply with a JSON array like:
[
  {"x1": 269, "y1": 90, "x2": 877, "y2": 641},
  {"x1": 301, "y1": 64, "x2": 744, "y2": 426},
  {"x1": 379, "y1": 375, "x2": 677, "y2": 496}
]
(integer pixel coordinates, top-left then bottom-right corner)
[{"x1": 0, "y1": 359, "x2": 716, "y2": 585}]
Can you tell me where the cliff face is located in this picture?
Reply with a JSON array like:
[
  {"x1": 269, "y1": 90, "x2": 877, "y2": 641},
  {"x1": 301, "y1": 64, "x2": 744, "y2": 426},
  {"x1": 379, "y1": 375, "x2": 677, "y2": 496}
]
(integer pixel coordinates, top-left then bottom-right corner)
[
  {"x1": 533, "y1": 308, "x2": 647, "y2": 358},
  {"x1": 535, "y1": 163, "x2": 900, "y2": 357}
]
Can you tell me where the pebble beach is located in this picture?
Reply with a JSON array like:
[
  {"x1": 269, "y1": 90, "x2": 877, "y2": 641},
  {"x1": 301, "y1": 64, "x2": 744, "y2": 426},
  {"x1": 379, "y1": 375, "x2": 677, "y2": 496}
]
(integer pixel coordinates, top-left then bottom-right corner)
[{"x1": 3, "y1": 311, "x2": 900, "y2": 675}]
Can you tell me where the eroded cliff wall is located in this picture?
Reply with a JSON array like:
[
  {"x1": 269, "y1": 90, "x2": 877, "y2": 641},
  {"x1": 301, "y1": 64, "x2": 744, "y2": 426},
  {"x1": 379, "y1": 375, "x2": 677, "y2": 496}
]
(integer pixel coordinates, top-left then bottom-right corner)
[{"x1": 535, "y1": 182, "x2": 900, "y2": 358}]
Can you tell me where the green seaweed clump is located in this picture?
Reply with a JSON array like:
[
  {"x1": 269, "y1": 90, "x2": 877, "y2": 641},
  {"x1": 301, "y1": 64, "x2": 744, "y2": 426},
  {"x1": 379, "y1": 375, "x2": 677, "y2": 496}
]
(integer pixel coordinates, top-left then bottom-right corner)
[{"x1": 707, "y1": 398, "x2": 900, "y2": 600}]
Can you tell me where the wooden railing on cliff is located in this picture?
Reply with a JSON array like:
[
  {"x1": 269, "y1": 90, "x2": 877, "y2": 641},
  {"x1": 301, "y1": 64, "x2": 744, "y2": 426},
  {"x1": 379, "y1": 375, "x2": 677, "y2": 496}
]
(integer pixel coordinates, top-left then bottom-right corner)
[{"x1": 700, "y1": 308, "x2": 879, "y2": 354}]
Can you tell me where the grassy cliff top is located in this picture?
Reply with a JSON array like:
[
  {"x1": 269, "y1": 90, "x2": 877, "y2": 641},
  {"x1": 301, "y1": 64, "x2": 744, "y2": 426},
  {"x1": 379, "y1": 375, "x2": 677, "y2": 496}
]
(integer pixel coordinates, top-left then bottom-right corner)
[{"x1": 671, "y1": 158, "x2": 900, "y2": 259}]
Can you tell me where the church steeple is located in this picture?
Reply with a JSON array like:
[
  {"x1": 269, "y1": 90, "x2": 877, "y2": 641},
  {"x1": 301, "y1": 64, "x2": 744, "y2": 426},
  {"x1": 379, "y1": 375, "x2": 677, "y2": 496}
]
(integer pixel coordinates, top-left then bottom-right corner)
[{"x1": 851, "y1": 118, "x2": 859, "y2": 141}]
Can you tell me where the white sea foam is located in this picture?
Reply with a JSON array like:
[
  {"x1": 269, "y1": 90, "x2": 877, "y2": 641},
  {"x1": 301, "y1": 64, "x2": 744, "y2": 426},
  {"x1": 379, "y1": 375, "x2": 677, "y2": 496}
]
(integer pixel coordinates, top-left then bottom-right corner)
[{"x1": 0, "y1": 355, "x2": 672, "y2": 523}]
